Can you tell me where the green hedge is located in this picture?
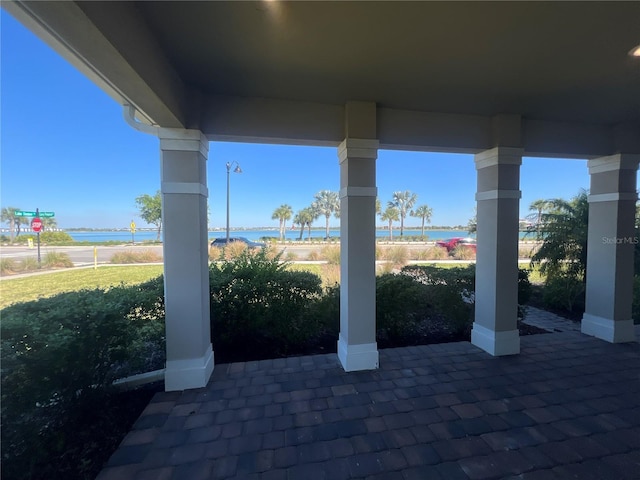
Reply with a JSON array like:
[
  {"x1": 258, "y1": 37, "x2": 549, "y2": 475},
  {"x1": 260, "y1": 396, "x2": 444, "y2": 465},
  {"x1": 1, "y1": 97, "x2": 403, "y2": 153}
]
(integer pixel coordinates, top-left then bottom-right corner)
[
  {"x1": 209, "y1": 248, "x2": 324, "y2": 361},
  {"x1": 1, "y1": 283, "x2": 164, "y2": 480}
]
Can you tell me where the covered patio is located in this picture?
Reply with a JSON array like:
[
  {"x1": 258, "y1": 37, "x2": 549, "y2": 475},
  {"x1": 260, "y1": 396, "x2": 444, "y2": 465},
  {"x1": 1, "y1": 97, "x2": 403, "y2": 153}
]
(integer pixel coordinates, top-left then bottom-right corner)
[
  {"x1": 4, "y1": 2, "x2": 640, "y2": 476},
  {"x1": 96, "y1": 309, "x2": 640, "y2": 479},
  {"x1": 6, "y1": 0, "x2": 639, "y2": 391}
]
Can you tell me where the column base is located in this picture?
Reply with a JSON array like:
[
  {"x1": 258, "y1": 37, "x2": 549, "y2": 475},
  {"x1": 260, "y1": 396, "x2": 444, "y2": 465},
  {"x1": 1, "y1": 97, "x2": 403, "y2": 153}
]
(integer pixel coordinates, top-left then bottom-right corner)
[
  {"x1": 337, "y1": 335, "x2": 379, "y2": 372},
  {"x1": 471, "y1": 323, "x2": 520, "y2": 356},
  {"x1": 165, "y1": 345, "x2": 214, "y2": 391},
  {"x1": 581, "y1": 313, "x2": 635, "y2": 343}
]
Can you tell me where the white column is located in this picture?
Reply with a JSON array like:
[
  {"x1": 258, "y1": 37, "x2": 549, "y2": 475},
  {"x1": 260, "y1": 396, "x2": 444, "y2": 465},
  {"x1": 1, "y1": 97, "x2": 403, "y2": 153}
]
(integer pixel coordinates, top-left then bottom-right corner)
[
  {"x1": 472, "y1": 147, "x2": 523, "y2": 356},
  {"x1": 582, "y1": 154, "x2": 640, "y2": 343},
  {"x1": 338, "y1": 138, "x2": 379, "y2": 371},
  {"x1": 159, "y1": 128, "x2": 214, "y2": 391}
]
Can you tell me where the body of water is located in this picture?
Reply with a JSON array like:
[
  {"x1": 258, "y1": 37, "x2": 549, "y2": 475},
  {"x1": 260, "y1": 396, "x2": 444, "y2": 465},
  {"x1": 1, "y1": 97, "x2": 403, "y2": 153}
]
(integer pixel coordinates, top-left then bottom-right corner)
[{"x1": 64, "y1": 228, "x2": 534, "y2": 243}]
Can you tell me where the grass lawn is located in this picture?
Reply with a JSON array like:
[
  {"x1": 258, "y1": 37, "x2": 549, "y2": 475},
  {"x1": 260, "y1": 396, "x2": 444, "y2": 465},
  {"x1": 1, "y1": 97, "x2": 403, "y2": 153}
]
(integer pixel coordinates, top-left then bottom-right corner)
[{"x1": 0, "y1": 265, "x2": 163, "y2": 309}]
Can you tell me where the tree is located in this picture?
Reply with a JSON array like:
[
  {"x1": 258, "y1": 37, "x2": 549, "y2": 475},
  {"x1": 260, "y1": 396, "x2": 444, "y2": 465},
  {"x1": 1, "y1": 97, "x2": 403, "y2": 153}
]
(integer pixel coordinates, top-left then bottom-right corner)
[
  {"x1": 531, "y1": 190, "x2": 589, "y2": 283},
  {"x1": 272, "y1": 204, "x2": 293, "y2": 241},
  {"x1": 41, "y1": 217, "x2": 58, "y2": 232},
  {"x1": 388, "y1": 190, "x2": 417, "y2": 237},
  {"x1": 380, "y1": 206, "x2": 399, "y2": 241},
  {"x1": 312, "y1": 190, "x2": 340, "y2": 239},
  {"x1": 410, "y1": 204, "x2": 433, "y2": 238},
  {"x1": 135, "y1": 191, "x2": 163, "y2": 240},
  {"x1": 529, "y1": 199, "x2": 552, "y2": 238},
  {"x1": 293, "y1": 207, "x2": 317, "y2": 241},
  {"x1": 468, "y1": 207, "x2": 477, "y2": 234},
  {"x1": 1, "y1": 207, "x2": 20, "y2": 242}
]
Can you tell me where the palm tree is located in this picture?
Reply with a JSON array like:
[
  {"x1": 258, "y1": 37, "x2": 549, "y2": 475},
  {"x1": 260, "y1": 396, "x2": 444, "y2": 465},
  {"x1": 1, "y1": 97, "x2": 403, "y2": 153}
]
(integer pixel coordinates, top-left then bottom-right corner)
[
  {"x1": 531, "y1": 190, "x2": 589, "y2": 283},
  {"x1": 410, "y1": 204, "x2": 433, "y2": 238},
  {"x1": 271, "y1": 204, "x2": 293, "y2": 241},
  {"x1": 388, "y1": 190, "x2": 417, "y2": 237},
  {"x1": 312, "y1": 190, "x2": 339, "y2": 239},
  {"x1": 41, "y1": 217, "x2": 58, "y2": 232},
  {"x1": 530, "y1": 199, "x2": 551, "y2": 227},
  {"x1": 380, "y1": 206, "x2": 399, "y2": 241},
  {"x1": 1, "y1": 207, "x2": 20, "y2": 242},
  {"x1": 293, "y1": 207, "x2": 316, "y2": 241}
]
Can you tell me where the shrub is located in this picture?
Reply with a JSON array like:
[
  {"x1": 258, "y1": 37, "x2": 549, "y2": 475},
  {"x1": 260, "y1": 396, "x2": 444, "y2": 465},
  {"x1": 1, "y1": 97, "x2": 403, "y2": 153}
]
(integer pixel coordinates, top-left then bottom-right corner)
[
  {"x1": 222, "y1": 241, "x2": 248, "y2": 259},
  {"x1": 43, "y1": 251, "x2": 74, "y2": 268},
  {"x1": 208, "y1": 245, "x2": 223, "y2": 261},
  {"x1": 451, "y1": 244, "x2": 476, "y2": 260},
  {"x1": 110, "y1": 249, "x2": 162, "y2": 264},
  {"x1": 542, "y1": 272, "x2": 585, "y2": 312},
  {"x1": 376, "y1": 273, "x2": 432, "y2": 342},
  {"x1": 40, "y1": 231, "x2": 74, "y2": 243},
  {"x1": 21, "y1": 257, "x2": 39, "y2": 272},
  {"x1": 322, "y1": 245, "x2": 341, "y2": 265},
  {"x1": 209, "y1": 248, "x2": 324, "y2": 361},
  {"x1": 1, "y1": 257, "x2": 18, "y2": 274},
  {"x1": 423, "y1": 246, "x2": 449, "y2": 260},
  {"x1": 285, "y1": 250, "x2": 298, "y2": 261},
  {"x1": 401, "y1": 265, "x2": 533, "y2": 330},
  {"x1": 385, "y1": 245, "x2": 409, "y2": 267},
  {"x1": 320, "y1": 264, "x2": 341, "y2": 287},
  {"x1": 307, "y1": 250, "x2": 321, "y2": 261},
  {"x1": 1, "y1": 281, "x2": 165, "y2": 480}
]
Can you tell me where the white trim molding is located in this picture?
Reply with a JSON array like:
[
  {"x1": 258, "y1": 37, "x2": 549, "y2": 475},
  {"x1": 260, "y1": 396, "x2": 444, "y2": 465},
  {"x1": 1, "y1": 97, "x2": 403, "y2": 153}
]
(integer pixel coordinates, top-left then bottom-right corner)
[
  {"x1": 165, "y1": 345, "x2": 215, "y2": 391},
  {"x1": 471, "y1": 323, "x2": 520, "y2": 356},
  {"x1": 338, "y1": 138, "x2": 379, "y2": 163},
  {"x1": 161, "y1": 182, "x2": 208, "y2": 197},
  {"x1": 474, "y1": 147, "x2": 523, "y2": 170},
  {"x1": 587, "y1": 192, "x2": 638, "y2": 203},
  {"x1": 581, "y1": 313, "x2": 635, "y2": 343},
  {"x1": 337, "y1": 336, "x2": 379, "y2": 372},
  {"x1": 475, "y1": 189, "x2": 521, "y2": 201},
  {"x1": 339, "y1": 186, "x2": 378, "y2": 198},
  {"x1": 588, "y1": 154, "x2": 640, "y2": 175}
]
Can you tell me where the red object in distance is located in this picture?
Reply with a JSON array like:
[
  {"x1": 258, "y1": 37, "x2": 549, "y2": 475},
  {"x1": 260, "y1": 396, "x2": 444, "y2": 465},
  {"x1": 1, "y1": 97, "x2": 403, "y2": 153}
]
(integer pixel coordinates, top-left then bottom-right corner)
[{"x1": 31, "y1": 218, "x2": 43, "y2": 233}]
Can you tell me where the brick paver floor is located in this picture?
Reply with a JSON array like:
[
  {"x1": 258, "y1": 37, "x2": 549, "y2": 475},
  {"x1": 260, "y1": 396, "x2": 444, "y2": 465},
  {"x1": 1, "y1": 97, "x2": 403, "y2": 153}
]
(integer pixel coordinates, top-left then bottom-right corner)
[{"x1": 97, "y1": 310, "x2": 640, "y2": 479}]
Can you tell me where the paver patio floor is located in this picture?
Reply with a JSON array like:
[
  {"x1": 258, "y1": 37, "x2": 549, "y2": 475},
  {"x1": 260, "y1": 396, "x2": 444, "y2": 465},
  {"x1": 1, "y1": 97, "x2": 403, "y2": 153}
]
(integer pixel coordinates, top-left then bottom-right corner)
[{"x1": 97, "y1": 310, "x2": 640, "y2": 479}]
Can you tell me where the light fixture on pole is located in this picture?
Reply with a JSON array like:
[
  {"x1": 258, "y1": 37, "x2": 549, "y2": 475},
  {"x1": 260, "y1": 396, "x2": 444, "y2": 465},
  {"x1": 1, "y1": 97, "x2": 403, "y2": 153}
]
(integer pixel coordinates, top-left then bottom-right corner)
[{"x1": 226, "y1": 161, "x2": 242, "y2": 243}]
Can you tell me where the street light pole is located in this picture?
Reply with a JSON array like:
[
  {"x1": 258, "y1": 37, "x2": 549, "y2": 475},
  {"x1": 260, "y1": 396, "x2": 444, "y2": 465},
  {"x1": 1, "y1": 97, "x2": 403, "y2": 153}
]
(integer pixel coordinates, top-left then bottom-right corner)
[{"x1": 226, "y1": 161, "x2": 242, "y2": 243}]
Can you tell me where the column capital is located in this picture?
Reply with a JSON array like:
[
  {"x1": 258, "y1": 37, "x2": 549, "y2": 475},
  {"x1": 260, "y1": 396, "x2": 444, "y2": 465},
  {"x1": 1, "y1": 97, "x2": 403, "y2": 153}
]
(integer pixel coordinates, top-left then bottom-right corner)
[
  {"x1": 474, "y1": 147, "x2": 523, "y2": 170},
  {"x1": 587, "y1": 154, "x2": 640, "y2": 174},
  {"x1": 338, "y1": 138, "x2": 379, "y2": 163},
  {"x1": 159, "y1": 128, "x2": 209, "y2": 157}
]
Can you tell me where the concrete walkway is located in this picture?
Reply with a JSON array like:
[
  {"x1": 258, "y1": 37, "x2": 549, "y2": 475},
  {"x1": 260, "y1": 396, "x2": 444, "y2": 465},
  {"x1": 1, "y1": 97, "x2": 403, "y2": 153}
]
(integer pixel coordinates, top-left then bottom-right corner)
[{"x1": 97, "y1": 309, "x2": 640, "y2": 479}]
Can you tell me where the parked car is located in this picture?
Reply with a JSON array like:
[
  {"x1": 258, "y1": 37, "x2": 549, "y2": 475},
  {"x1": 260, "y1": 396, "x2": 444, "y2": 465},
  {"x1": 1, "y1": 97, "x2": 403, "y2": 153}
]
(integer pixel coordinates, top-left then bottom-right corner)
[
  {"x1": 435, "y1": 237, "x2": 477, "y2": 252},
  {"x1": 210, "y1": 237, "x2": 266, "y2": 249}
]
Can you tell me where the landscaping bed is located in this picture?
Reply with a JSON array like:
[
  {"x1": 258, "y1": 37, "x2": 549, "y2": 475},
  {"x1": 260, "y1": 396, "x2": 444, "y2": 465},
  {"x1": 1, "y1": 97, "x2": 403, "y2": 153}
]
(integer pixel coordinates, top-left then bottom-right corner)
[{"x1": 1, "y1": 254, "x2": 545, "y2": 480}]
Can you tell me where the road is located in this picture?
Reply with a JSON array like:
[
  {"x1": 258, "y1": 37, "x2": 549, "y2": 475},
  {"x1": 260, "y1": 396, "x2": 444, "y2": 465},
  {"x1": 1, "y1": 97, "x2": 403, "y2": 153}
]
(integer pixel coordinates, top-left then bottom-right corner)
[
  {"x1": 0, "y1": 242, "x2": 439, "y2": 265},
  {"x1": 1, "y1": 241, "x2": 540, "y2": 266}
]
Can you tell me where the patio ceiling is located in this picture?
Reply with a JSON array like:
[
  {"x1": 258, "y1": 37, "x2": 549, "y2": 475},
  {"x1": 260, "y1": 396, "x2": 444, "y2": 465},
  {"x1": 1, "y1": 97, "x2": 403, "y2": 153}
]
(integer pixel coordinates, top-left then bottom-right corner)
[{"x1": 6, "y1": 1, "x2": 640, "y2": 153}]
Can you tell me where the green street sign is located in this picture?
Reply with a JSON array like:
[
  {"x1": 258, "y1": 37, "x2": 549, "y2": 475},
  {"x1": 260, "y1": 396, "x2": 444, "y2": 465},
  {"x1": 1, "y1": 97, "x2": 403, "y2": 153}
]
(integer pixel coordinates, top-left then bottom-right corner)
[
  {"x1": 39, "y1": 212, "x2": 55, "y2": 218},
  {"x1": 15, "y1": 211, "x2": 36, "y2": 217}
]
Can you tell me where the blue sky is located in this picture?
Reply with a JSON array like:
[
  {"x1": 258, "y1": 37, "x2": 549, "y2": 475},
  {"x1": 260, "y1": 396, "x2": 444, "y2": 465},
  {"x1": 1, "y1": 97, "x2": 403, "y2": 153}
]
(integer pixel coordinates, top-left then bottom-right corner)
[{"x1": 2, "y1": 11, "x2": 596, "y2": 230}]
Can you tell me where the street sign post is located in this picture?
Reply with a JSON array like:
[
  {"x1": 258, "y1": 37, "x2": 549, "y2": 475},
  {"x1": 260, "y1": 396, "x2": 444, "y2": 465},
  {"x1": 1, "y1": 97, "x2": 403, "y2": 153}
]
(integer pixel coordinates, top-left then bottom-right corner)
[
  {"x1": 15, "y1": 210, "x2": 54, "y2": 217},
  {"x1": 33, "y1": 210, "x2": 42, "y2": 264},
  {"x1": 14, "y1": 209, "x2": 55, "y2": 263},
  {"x1": 31, "y1": 218, "x2": 43, "y2": 232},
  {"x1": 130, "y1": 220, "x2": 136, "y2": 244}
]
